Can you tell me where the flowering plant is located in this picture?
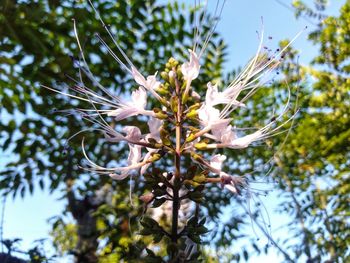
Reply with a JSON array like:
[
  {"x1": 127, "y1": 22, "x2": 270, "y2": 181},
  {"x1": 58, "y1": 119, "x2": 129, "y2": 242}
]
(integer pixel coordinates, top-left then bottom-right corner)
[{"x1": 44, "y1": 0, "x2": 302, "y2": 261}]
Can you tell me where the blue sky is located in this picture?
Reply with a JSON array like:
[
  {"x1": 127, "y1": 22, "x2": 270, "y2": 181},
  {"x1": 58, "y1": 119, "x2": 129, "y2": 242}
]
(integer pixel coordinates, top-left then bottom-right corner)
[{"x1": 1, "y1": 0, "x2": 345, "y2": 262}]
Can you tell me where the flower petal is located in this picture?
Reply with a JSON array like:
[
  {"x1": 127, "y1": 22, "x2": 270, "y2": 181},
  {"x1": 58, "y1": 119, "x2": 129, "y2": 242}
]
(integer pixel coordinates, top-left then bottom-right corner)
[
  {"x1": 229, "y1": 130, "x2": 263, "y2": 149},
  {"x1": 181, "y1": 49, "x2": 200, "y2": 81}
]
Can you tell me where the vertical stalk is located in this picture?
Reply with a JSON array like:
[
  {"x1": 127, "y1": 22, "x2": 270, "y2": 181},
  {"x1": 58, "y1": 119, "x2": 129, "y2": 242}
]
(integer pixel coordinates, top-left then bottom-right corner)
[{"x1": 171, "y1": 70, "x2": 183, "y2": 252}]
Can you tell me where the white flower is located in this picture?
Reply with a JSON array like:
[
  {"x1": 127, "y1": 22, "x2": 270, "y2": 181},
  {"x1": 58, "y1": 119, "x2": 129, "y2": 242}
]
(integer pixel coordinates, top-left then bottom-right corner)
[
  {"x1": 181, "y1": 49, "x2": 200, "y2": 81},
  {"x1": 205, "y1": 82, "x2": 230, "y2": 106},
  {"x1": 209, "y1": 154, "x2": 227, "y2": 172},
  {"x1": 110, "y1": 143, "x2": 142, "y2": 180},
  {"x1": 107, "y1": 87, "x2": 154, "y2": 120},
  {"x1": 131, "y1": 67, "x2": 163, "y2": 102},
  {"x1": 197, "y1": 103, "x2": 231, "y2": 139},
  {"x1": 147, "y1": 117, "x2": 163, "y2": 141},
  {"x1": 81, "y1": 138, "x2": 145, "y2": 179},
  {"x1": 228, "y1": 130, "x2": 264, "y2": 149},
  {"x1": 127, "y1": 144, "x2": 142, "y2": 166},
  {"x1": 122, "y1": 126, "x2": 142, "y2": 142},
  {"x1": 211, "y1": 124, "x2": 236, "y2": 144},
  {"x1": 103, "y1": 129, "x2": 125, "y2": 143}
]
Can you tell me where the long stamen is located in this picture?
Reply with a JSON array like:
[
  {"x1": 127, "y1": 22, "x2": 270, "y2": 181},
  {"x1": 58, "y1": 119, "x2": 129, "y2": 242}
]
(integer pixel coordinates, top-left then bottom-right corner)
[
  {"x1": 87, "y1": 0, "x2": 134, "y2": 69},
  {"x1": 73, "y1": 19, "x2": 120, "y2": 103}
]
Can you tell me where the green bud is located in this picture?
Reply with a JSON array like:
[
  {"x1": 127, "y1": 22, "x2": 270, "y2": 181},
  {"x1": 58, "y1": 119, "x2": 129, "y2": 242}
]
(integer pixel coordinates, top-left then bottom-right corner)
[
  {"x1": 170, "y1": 96, "x2": 178, "y2": 112},
  {"x1": 186, "y1": 165, "x2": 197, "y2": 180},
  {"x1": 189, "y1": 191, "x2": 203, "y2": 203},
  {"x1": 169, "y1": 71, "x2": 176, "y2": 87},
  {"x1": 153, "y1": 233, "x2": 164, "y2": 243},
  {"x1": 160, "y1": 128, "x2": 169, "y2": 139},
  {"x1": 188, "y1": 103, "x2": 200, "y2": 110},
  {"x1": 160, "y1": 71, "x2": 168, "y2": 81},
  {"x1": 194, "y1": 142, "x2": 207, "y2": 150},
  {"x1": 155, "y1": 111, "x2": 168, "y2": 119},
  {"x1": 189, "y1": 234, "x2": 201, "y2": 243},
  {"x1": 147, "y1": 137, "x2": 158, "y2": 144},
  {"x1": 186, "y1": 133, "x2": 196, "y2": 143},
  {"x1": 186, "y1": 109, "x2": 198, "y2": 119},
  {"x1": 156, "y1": 85, "x2": 169, "y2": 96},
  {"x1": 193, "y1": 174, "x2": 207, "y2": 183},
  {"x1": 148, "y1": 153, "x2": 162, "y2": 162},
  {"x1": 184, "y1": 180, "x2": 201, "y2": 187},
  {"x1": 168, "y1": 57, "x2": 179, "y2": 67},
  {"x1": 152, "y1": 197, "x2": 167, "y2": 208},
  {"x1": 139, "y1": 228, "x2": 153, "y2": 236},
  {"x1": 182, "y1": 91, "x2": 189, "y2": 104},
  {"x1": 141, "y1": 217, "x2": 158, "y2": 228},
  {"x1": 162, "y1": 137, "x2": 172, "y2": 146},
  {"x1": 176, "y1": 67, "x2": 183, "y2": 79}
]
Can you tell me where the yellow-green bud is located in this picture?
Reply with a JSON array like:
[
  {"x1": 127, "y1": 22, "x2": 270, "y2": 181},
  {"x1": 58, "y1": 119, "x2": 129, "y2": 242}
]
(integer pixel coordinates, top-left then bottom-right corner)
[
  {"x1": 186, "y1": 109, "x2": 197, "y2": 119},
  {"x1": 160, "y1": 71, "x2": 168, "y2": 81},
  {"x1": 169, "y1": 71, "x2": 176, "y2": 87},
  {"x1": 168, "y1": 57, "x2": 179, "y2": 67},
  {"x1": 190, "y1": 152, "x2": 203, "y2": 161},
  {"x1": 170, "y1": 96, "x2": 178, "y2": 112},
  {"x1": 148, "y1": 153, "x2": 162, "y2": 162},
  {"x1": 182, "y1": 92, "x2": 189, "y2": 104},
  {"x1": 194, "y1": 142, "x2": 208, "y2": 150},
  {"x1": 155, "y1": 111, "x2": 168, "y2": 119},
  {"x1": 160, "y1": 128, "x2": 169, "y2": 139},
  {"x1": 186, "y1": 133, "x2": 196, "y2": 142},
  {"x1": 188, "y1": 103, "x2": 200, "y2": 111},
  {"x1": 161, "y1": 137, "x2": 172, "y2": 146},
  {"x1": 156, "y1": 85, "x2": 169, "y2": 96},
  {"x1": 176, "y1": 68, "x2": 183, "y2": 79}
]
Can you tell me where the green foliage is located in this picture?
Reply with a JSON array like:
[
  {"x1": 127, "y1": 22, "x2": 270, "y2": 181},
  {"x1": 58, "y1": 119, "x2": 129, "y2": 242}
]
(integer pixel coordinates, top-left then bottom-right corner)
[{"x1": 258, "y1": 1, "x2": 350, "y2": 262}]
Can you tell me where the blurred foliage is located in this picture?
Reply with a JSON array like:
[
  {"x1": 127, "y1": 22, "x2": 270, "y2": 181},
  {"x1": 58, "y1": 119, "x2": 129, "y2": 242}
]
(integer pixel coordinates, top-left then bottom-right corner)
[
  {"x1": 267, "y1": 1, "x2": 350, "y2": 262},
  {"x1": 1, "y1": 238, "x2": 55, "y2": 262}
]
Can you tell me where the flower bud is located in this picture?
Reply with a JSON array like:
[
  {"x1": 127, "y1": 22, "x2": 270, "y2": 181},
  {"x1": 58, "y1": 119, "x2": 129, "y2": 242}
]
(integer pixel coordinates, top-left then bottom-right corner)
[
  {"x1": 186, "y1": 109, "x2": 197, "y2": 119},
  {"x1": 168, "y1": 57, "x2": 179, "y2": 67},
  {"x1": 149, "y1": 153, "x2": 162, "y2": 162},
  {"x1": 176, "y1": 67, "x2": 183, "y2": 79},
  {"x1": 156, "y1": 84, "x2": 169, "y2": 96},
  {"x1": 194, "y1": 141, "x2": 208, "y2": 150},
  {"x1": 170, "y1": 96, "x2": 178, "y2": 112},
  {"x1": 190, "y1": 152, "x2": 203, "y2": 162},
  {"x1": 154, "y1": 108, "x2": 168, "y2": 119},
  {"x1": 182, "y1": 90, "x2": 189, "y2": 104},
  {"x1": 160, "y1": 71, "x2": 169, "y2": 81},
  {"x1": 169, "y1": 70, "x2": 176, "y2": 87},
  {"x1": 185, "y1": 133, "x2": 196, "y2": 143}
]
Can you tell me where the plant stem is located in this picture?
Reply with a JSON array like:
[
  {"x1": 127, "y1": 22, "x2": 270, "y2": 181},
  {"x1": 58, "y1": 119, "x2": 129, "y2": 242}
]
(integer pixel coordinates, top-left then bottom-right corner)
[
  {"x1": 171, "y1": 70, "x2": 183, "y2": 256},
  {"x1": 171, "y1": 184, "x2": 179, "y2": 242}
]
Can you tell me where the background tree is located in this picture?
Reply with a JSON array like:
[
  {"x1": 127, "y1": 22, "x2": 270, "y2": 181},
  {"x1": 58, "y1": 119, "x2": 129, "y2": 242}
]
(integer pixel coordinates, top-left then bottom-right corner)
[{"x1": 240, "y1": 1, "x2": 349, "y2": 262}]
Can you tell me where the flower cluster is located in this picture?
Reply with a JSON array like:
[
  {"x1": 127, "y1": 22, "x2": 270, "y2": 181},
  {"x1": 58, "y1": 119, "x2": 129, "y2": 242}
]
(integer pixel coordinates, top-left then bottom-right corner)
[{"x1": 44, "y1": 0, "x2": 303, "y2": 259}]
